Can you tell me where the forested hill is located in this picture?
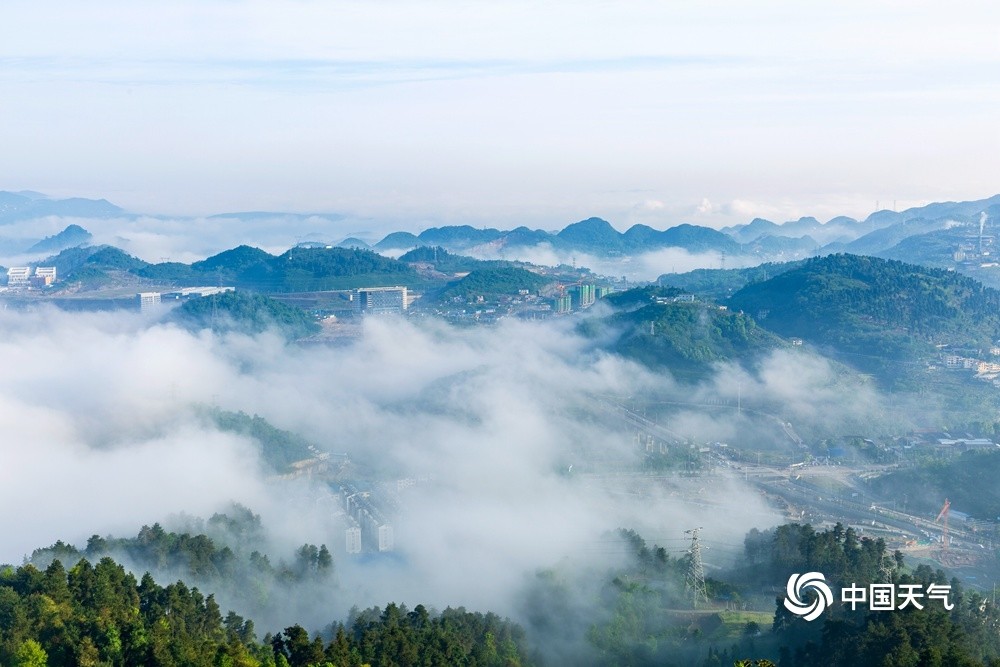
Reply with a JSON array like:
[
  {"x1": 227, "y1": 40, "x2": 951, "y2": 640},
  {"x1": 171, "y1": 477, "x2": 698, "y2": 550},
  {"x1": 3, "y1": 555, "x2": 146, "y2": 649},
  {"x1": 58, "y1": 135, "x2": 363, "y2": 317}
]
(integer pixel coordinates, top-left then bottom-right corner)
[
  {"x1": 0, "y1": 555, "x2": 532, "y2": 667},
  {"x1": 170, "y1": 291, "x2": 320, "y2": 339},
  {"x1": 48, "y1": 244, "x2": 420, "y2": 291},
  {"x1": 585, "y1": 286, "x2": 785, "y2": 380},
  {"x1": 438, "y1": 266, "x2": 553, "y2": 300},
  {"x1": 143, "y1": 245, "x2": 419, "y2": 291},
  {"x1": 727, "y1": 254, "x2": 1000, "y2": 370},
  {"x1": 397, "y1": 245, "x2": 514, "y2": 273},
  {"x1": 658, "y1": 261, "x2": 804, "y2": 301},
  {"x1": 206, "y1": 409, "x2": 317, "y2": 472}
]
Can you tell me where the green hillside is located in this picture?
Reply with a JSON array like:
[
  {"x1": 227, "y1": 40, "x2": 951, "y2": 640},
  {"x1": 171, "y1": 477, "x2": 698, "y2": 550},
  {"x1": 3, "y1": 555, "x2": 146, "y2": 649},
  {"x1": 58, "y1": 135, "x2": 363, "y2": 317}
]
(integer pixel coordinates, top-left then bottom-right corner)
[
  {"x1": 727, "y1": 254, "x2": 1000, "y2": 375},
  {"x1": 602, "y1": 284, "x2": 685, "y2": 308},
  {"x1": 171, "y1": 291, "x2": 320, "y2": 339},
  {"x1": 440, "y1": 266, "x2": 553, "y2": 299},
  {"x1": 658, "y1": 261, "x2": 803, "y2": 300},
  {"x1": 588, "y1": 288, "x2": 785, "y2": 379},
  {"x1": 555, "y1": 217, "x2": 624, "y2": 253},
  {"x1": 398, "y1": 245, "x2": 511, "y2": 273},
  {"x1": 207, "y1": 409, "x2": 316, "y2": 472},
  {"x1": 49, "y1": 245, "x2": 150, "y2": 284},
  {"x1": 46, "y1": 244, "x2": 421, "y2": 291}
]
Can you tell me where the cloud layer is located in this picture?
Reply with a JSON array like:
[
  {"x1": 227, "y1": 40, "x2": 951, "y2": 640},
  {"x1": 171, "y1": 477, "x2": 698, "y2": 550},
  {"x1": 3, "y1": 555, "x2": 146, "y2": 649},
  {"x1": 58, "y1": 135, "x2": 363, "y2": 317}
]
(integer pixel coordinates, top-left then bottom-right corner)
[{"x1": 0, "y1": 304, "x2": 795, "y2": 626}]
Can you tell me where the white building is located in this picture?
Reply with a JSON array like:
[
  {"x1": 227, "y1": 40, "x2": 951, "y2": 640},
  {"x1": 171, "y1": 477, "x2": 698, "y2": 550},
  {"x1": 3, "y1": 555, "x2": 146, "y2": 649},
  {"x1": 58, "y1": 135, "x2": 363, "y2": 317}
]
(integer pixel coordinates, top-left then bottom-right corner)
[
  {"x1": 138, "y1": 292, "x2": 162, "y2": 313},
  {"x1": 6, "y1": 267, "x2": 31, "y2": 287},
  {"x1": 34, "y1": 267, "x2": 56, "y2": 280},
  {"x1": 377, "y1": 524, "x2": 394, "y2": 552},
  {"x1": 32, "y1": 267, "x2": 57, "y2": 286},
  {"x1": 161, "y1": 286, "x2": 234, "y2": 300},
  {"x1": 346, "y1": 524, "x2": 362, "y2": 554}
]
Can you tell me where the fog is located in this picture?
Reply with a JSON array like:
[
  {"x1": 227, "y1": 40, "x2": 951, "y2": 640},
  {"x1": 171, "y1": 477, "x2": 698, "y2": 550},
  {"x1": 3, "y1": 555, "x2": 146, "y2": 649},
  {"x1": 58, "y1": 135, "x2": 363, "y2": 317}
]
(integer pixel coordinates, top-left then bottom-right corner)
[
  {"x1": 451, "y1": 242, "x2": 760, "y2": 283},
  {"x1": 0, "y1": 295, "x2": 924, "y2": 643},
  {"x1": 0, "y1": 303, "x2": 800, "y2": 624},
  {"x1": 0, "y1": 213, "x2": 381, "y2": 268}
]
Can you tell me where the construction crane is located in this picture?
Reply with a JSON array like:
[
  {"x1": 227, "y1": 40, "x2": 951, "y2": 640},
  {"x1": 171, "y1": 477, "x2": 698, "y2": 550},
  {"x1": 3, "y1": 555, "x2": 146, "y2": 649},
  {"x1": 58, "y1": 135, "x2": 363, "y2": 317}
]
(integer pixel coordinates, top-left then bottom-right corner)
[{"x1": 935, "y1": 498, "x2": 951, "y2": 551}]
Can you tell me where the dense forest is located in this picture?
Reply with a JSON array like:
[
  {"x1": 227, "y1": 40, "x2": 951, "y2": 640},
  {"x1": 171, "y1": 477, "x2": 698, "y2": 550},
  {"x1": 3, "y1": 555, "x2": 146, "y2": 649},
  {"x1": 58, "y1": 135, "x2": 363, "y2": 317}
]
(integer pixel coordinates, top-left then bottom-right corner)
[
  {"x1": 9, "y1": 520, "x2": 1000, "y2": 665},
  {"x1": 737, "y1": 524, "x2": 1000, "y2": 667},
  {"x1": 0, "y1": 556, "x2": 531, "y2": 667},
  {"x1": 601, "y1": 285, "x2": 685, "y2": 309},
  {"x1": 170, "y1": 291, "x2": 320, "y2": 339},
  {"x1": 47, "y1": 244, "x2": 422, "y2": 292},
  {"x1": 658, "y1": 262, "x2": 803, "y2": 301},
  {"x1": 727, "y1": 254, "x2": 1000, "y2": 382},
  {"x1": 593, "y1": 296, "x2": 783, "y2": 380},
  {"x1": 206, "y1": 409, "x2": 317, "y2": 473},
  {"x1": 27, "y1": 507, "x2": 335, "y2": 630},
  {"x1": 397, "y1": 246, "x2": 513, "y2": 274},
  {"x1": 438, "y1": 267, "x2": 553, "y2": 301}
]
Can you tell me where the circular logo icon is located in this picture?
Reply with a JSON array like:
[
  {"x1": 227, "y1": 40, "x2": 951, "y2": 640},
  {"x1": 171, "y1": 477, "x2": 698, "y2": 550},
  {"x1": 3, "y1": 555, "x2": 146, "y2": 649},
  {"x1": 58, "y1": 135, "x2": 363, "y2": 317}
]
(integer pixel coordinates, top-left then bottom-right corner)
[{"x1": 783, "y1": 572, "x2": 833, "y2": 621}]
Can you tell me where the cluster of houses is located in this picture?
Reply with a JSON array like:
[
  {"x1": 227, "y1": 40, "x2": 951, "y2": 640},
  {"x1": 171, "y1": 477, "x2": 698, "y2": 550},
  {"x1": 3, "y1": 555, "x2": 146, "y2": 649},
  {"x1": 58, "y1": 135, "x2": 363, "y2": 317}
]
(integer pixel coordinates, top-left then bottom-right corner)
[{"x1": 943, "y1": 348, "x2": 1000, "y2": 387}]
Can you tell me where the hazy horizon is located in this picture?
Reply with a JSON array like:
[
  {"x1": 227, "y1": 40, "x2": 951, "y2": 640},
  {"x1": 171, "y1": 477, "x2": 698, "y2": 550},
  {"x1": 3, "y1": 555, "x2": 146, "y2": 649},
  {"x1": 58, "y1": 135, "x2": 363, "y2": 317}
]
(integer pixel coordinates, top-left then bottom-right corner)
[{"x1": 2, "y1": 1, "x2": 997, "y2": 230}]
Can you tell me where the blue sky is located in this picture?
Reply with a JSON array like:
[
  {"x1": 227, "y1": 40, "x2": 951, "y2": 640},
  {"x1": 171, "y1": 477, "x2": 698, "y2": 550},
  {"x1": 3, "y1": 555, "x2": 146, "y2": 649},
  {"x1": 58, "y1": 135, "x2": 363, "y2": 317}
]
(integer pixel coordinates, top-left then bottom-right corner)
[{"x1": 1, "y1": 0, "x2": 997, "y2": 230}]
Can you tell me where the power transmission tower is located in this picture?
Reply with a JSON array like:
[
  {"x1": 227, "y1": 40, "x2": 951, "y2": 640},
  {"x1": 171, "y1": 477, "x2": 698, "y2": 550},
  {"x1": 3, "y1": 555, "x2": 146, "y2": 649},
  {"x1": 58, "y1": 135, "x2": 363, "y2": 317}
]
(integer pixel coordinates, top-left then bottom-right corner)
[
  {"x1": 685, "y1": 527, "x2": 708, "y2": 608},
  {"x1": 878, "y1": 547, "x2": 896, "y2": 584}
]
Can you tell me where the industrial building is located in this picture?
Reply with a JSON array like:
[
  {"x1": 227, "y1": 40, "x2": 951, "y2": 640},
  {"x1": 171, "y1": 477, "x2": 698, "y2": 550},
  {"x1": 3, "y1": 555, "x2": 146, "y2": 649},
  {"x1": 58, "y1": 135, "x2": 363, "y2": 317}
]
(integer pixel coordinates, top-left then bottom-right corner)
[{"x1": 355, "y1": 286, "x2": 408, "y2": 315}]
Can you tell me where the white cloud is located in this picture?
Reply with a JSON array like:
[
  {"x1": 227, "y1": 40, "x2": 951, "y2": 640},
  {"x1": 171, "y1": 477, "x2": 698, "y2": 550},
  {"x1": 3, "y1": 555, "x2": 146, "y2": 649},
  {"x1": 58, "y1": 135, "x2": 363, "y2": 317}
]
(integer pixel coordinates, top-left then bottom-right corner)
[
  {"x1": 696, "y1": 197, "x2": 717, "y2": 215},
  {"x1": 0, "y1": 304, "x2": 787, "y2": 621}
]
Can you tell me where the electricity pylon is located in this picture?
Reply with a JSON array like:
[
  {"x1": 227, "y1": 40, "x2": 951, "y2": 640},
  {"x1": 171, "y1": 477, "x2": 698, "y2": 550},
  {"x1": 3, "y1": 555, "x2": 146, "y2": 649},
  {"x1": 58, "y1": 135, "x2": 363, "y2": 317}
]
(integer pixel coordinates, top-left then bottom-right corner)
[{"x1": 685, "y1": 527, "x2": 708, "y2": 608}]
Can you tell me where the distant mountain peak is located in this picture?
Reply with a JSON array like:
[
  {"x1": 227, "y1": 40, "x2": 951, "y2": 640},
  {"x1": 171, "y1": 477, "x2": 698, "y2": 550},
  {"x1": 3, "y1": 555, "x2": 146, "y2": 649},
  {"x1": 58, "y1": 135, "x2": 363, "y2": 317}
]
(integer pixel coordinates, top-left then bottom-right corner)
[{"x1": 25, "y1": 224, "x2": 92, "y2": 255}]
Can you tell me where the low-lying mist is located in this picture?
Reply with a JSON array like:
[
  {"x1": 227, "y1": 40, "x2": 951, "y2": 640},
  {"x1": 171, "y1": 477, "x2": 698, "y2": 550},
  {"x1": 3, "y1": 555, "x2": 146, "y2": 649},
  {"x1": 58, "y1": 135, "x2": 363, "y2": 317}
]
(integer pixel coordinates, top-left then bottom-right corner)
[
  {"x1": 464, "y1": 243, "x2": 762, "y2": 283},
  {"x1": 0, "y1": 214, "x2": 769, "y2": 284},
  {"x1": 0, "y1": 213, "x2": 378, "y2": 267},
  {"x1": 0, "y1": 303, "x2": 907, "y2": 633}
]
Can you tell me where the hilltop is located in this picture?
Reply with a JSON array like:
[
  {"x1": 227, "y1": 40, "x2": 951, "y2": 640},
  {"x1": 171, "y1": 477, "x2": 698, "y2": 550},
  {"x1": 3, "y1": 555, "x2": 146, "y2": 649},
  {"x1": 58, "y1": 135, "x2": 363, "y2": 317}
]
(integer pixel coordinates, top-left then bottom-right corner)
[
  {"x1": 438, "y1": 266, "x2": 554, "y2": 300},
  {"x1": 170, "y1": 290, "x2": 321, "y2": 339},
  {"x1": 583, "y1": 286, "x2": 785, "y2": 380},
  {"x1": 0, "y1": 191, "x2": 123, "y2": 223},
  {"x1": 658, "y1": 261, "x2": 804, "y2": 301},
  {"x1": 375, "y1": 216, "x2": 743, "y2": 257},
  {"x1": 727, "y1": 254, "x2": 1000, "y2": 380},
  {"x1": 45, "y1": 244, "x2": 421, "y2": 292},
  {"x1": 7, "y1": 190, "x2": 1000, "y2": 281}
]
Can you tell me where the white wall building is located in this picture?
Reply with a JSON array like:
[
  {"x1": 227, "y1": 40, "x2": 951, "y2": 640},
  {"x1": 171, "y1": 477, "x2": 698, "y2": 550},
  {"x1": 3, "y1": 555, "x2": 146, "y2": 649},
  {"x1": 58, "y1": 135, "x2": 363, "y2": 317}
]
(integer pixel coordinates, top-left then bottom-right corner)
[
  {"x1": 7, "y1": 267, "x2": 31, "y2": 287},
  {"x1": 33, "y1": 267, "x2": 57, "y2": 283},
  {"x1": 138, "y1": 292, "x2": 162, "y2": 313},
  {"x1": 377, "y1": 524, "x2": 394, "y2": 552},
  {"x1": 346, "y1": 524, "x2": 362, "y2": 554}
]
